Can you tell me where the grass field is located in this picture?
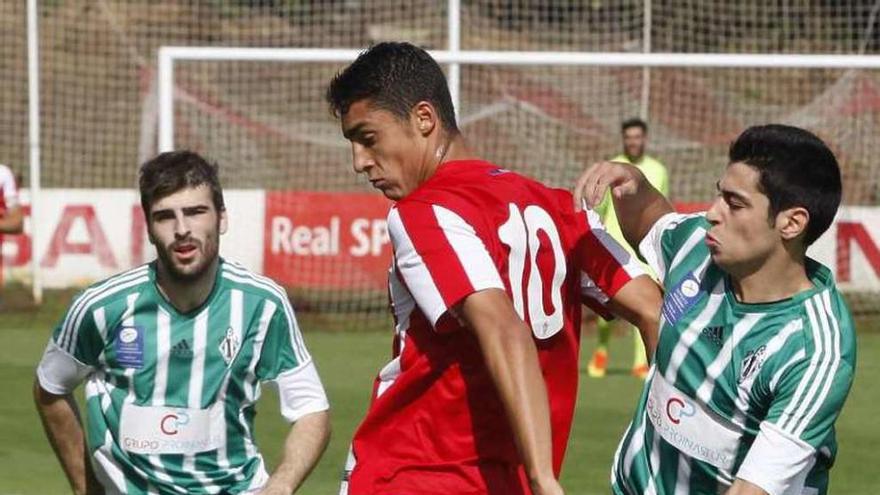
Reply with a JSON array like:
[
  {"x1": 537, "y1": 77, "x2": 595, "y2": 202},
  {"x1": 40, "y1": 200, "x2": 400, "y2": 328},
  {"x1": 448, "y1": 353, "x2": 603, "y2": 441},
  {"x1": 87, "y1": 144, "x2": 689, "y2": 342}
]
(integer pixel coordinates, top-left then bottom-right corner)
[{"x1": 1, "y1": 292, "x2": 878, "y2": 494}]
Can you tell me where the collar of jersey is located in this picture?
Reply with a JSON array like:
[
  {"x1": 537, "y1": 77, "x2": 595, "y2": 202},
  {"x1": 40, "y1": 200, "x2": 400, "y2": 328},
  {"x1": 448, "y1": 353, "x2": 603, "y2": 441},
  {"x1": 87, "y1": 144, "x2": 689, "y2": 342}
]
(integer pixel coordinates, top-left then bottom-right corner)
[
  {"x1": 147, "y1": 258, "x2": 225, "y2": 317},
  {"x1": 723, "y1": 257, "x2": 834, "y2": 313},
  {"x1": 401, "y1": 159, "x2": 496, "y2": 201}
]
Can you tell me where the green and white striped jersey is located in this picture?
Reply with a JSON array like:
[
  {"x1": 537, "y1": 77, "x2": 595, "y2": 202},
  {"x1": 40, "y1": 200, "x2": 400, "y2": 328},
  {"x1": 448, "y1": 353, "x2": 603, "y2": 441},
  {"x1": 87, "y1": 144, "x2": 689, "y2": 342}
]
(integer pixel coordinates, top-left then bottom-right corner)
[
  {"x1": 37, "y1": 259, "x2": 328, "y2": 494},
  {"x1": 612, "y1": 213, "x2": 856, "y2": 495}
]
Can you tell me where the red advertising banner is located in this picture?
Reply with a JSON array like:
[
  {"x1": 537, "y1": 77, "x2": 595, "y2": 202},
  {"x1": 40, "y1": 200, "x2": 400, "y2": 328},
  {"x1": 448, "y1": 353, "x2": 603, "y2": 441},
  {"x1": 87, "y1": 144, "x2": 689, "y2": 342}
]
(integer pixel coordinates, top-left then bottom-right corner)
[{"x1": 263, "y1": 191, "x2": 393, "y2": 290}]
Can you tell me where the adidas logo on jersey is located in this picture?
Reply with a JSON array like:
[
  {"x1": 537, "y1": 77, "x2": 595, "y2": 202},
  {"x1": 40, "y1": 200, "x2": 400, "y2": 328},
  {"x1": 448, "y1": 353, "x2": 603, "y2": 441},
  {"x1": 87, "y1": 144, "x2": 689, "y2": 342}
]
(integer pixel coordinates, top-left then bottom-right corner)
[
  {"x1": 170, "y1": 339, "x2": 193, "y2": 358},
  {"x1": 701, "y1": 326, "x2": 724, "y2": 347}
]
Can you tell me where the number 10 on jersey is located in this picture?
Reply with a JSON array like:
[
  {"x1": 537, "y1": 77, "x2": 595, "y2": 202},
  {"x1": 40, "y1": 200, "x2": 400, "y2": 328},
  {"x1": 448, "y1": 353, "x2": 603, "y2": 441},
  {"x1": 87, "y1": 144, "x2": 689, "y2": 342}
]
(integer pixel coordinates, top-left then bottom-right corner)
[{"x1": 498, "y1": 204, "x2": 567, "y2": 339}]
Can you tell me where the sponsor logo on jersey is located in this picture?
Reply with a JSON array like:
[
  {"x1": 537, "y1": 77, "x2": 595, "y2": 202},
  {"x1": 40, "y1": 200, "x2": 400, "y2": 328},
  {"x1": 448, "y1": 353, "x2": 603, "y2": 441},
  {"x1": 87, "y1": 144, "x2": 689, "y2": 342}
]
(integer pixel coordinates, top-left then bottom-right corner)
[
  {"x1": 114, "y1": 325, "x2": 145, "y2": 369},
  {"x1": 219, "y1": 328, "x2": 240, "y2": 366},
  {"x1": 701, "y1": 325, "x2": 725, "y2": 347},
  {"x1": 739, "y1": 345, "x2": 767, "y2": 383},
  {"x1": 170, "y1": 339, "x2": 193, "y2": 359},
  {"x1": 488, "y1": 168, "x2": 510, "y2": 176},
  {"x1": 160, "y1": 410, "x2": 191, "y2": 436},
  {"x1": 665, "y1": 396, "x2": 697, "y2": 424}
]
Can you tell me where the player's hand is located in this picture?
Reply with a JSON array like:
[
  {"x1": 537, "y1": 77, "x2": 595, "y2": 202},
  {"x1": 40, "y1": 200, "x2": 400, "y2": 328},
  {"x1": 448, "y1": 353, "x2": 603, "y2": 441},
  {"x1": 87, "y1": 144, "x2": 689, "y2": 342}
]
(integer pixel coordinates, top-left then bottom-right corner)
[
  {"x1": 530, "y1": 476, "x2": 565, "y2": 495},
  {"x1": 573, "y1": 160, "x2": 642, "y2": 211}
]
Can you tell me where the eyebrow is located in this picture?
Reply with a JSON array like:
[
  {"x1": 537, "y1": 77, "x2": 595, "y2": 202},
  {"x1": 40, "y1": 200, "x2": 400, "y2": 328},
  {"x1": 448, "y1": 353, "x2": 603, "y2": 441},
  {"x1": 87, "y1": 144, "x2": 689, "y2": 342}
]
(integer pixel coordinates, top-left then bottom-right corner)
[
  {"x1": 342, "y1": 122, "x2": 367, "y2": 140},
  {"x1": 151, "y1": 205, "x2": 210, "y2": 218},
  {"x1": 716, "y1": 181, "x2": 751, "y2": 205}
]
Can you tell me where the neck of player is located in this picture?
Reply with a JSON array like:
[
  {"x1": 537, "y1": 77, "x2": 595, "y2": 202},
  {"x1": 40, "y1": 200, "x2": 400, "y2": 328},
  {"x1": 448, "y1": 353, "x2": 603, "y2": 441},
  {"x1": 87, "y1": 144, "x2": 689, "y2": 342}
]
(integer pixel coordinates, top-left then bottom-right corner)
[
  {"x1": 730, "y1": 244, "x2": 813, "y2": 304},
  {"x1": 156, "y1": 257, "x2": 219, "y2": 313}
]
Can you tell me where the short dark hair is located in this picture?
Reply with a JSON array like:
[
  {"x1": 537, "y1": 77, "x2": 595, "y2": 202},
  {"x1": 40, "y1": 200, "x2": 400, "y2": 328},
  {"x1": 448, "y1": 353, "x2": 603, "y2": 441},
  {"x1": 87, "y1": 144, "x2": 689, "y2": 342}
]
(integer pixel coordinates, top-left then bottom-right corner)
[
  {"x1": 728, "y1": 124, "x2": 841, "y2": 246},
  {"x1": 622, "y1": 118, "x2": 647, "y2": 133},
  {"x1": 139, "y1": 151, "x2": 225, "y2": 215},
  {"x1": 326, "y1": 42, "x2": 459, "y2": 134}
]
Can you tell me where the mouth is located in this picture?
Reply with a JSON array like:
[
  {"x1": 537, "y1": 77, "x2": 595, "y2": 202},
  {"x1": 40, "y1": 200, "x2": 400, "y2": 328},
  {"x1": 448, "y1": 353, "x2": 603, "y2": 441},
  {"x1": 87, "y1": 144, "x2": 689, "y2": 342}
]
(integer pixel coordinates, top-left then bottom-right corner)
[
  {"x1": 172, "y1": 243, "x2": 199, "y2": 261},
  {"x1": 705, "y1": 233, "x2": 720, "y2": 250},
  {"x1": 369, "y1": 178, "x2": 387, "y2": 189}
]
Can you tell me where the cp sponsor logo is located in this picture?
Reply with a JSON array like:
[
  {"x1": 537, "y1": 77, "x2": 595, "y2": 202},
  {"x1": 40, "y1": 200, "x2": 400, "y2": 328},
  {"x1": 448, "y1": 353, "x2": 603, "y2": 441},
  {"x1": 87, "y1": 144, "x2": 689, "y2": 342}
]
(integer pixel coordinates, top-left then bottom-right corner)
[
  {"x1": 160, "y1": 411, "x2": 191, "y2": 436},
  {"x1": 666, "y1": 397, "x2": 696, "y2": 425}
]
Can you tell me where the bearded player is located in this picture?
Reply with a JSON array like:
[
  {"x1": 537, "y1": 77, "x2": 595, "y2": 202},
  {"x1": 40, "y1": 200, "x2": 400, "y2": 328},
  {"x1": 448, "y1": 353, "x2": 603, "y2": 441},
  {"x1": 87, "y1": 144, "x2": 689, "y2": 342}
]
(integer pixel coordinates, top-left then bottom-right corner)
[{"x1": 34, "y1": 151, "x2": 330, "y2": 494}]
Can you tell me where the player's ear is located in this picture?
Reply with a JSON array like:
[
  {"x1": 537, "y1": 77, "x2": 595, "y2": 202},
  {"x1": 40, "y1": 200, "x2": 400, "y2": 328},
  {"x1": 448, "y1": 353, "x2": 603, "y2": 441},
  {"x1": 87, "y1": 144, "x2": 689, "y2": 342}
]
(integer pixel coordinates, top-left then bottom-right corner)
[
  {"x1": 218, "y1": 208, "x2": 229, "y2": 236},
  {"x1": 412, "y1": 101, "x2": 437, "y2": 137},
  {"x1": 778, "y1": 206, "x2": 809, "y2": 242}
]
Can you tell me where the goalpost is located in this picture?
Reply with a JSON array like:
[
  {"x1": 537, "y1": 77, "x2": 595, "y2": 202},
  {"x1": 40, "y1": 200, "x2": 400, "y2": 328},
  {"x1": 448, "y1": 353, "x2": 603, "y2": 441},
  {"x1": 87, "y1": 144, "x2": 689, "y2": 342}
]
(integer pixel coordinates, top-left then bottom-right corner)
[{"x1": 156, "y1": 47, "x2": 880, "y2": 321}]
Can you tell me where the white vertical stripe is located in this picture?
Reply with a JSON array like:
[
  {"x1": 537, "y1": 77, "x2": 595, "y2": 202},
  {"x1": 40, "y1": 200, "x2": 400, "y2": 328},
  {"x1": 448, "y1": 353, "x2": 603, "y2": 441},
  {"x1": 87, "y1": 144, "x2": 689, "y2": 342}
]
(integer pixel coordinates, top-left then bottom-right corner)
[
  {"x1": 189, "y1": 308, "x2": 209, "y2": 408},
  {"x1": 643, "y1": 433, "x2": 661, "y2": 495},
  {"x1": 664, "y1": 279, "x2": 726, "y2": 382},
  {"x1": 93, "y1": 306, "x2": 107, "y2": 341},
  {"x1": 784, "y1": 295, "x2": 834, "y2": 433},
  {"x1": 59, "y1": 265, "x2": 148, "y2": 349},
  {"x1": 92, "y1": 435, "x2": 128, "y2": 493},
  {"x1": 182, "y1": 307, "x2": 215, "y2": 491},
  {"x1": 794, "y1": 292, "x2": 842, "y2": 436},
  {"x1": 696, "y1": 313, "x2": 764, "y2": 403},
  {"x1": 732, "y1": 319, "x2": 803, "y2": 426},
  {"x1": 780, "y1": 297, "x2": 826, "y2": 430},
  {"x1": 674, "y1": 454, "x2": 691, "y2": 495},
  {"x1": 668, "y1": 227, "x2": 707, "y2": 273},
  {"x1": 433, "y1": 205, "x2": 504, "y2": 291},
  {"x1": 239, "y1": 301, "x2": 277, "y2": 461},
  {"x1": 387, "y1": 208, "x2": 449, "y2": 326},
  {"x1": 215, "y1": 289, "x2": 244, "y2": 476},
  {"x1": 221, "y1": 264, "x2": 310, "y2": 364},
  {"x1": 60, "y1": 267, "x2": 149, "y2": 352},
  {"x1": 151, "y1": 309, "x2": 171, "y2": 407}
]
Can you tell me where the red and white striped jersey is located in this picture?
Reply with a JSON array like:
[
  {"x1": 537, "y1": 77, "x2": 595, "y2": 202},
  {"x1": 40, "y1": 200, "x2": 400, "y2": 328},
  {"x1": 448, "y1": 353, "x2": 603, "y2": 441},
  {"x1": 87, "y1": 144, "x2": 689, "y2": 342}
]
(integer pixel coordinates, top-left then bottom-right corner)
[
  {"x1": 347, "y1": 160, "x2": 644, "y2": 495},
  {"x1": 0, "y1": 164, "x2": 18, "y2": 215}
]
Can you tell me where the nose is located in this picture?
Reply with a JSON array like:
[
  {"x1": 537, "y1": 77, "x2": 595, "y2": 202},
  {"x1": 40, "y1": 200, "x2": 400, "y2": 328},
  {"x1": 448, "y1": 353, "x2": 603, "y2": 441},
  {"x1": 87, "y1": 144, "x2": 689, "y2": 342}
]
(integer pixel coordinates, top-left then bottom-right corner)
[
  {"x1": 705, "y1": 197, "x2": 722, "y2": 225},
  {"x1": 351, "y1": 143, "x2": 373, "y2": 174},
  {"x1": 173, "y1": 211, "x2": 191, "y2": 239}
]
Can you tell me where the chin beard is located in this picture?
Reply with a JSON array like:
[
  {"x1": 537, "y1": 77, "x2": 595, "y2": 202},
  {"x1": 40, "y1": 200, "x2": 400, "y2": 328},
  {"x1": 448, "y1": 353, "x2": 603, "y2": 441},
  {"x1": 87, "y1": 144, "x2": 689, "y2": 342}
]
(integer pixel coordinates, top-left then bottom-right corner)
[{"x1": 156, "y1": 246, "x2": 217, "y2": 283}]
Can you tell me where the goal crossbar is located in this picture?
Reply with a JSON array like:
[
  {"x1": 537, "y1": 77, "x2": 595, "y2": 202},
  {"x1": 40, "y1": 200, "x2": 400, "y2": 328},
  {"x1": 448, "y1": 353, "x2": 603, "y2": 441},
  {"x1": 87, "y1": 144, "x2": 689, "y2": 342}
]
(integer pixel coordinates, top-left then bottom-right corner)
[{"x1": 158, "y1": 46, "x2": 880, "y2": 151}]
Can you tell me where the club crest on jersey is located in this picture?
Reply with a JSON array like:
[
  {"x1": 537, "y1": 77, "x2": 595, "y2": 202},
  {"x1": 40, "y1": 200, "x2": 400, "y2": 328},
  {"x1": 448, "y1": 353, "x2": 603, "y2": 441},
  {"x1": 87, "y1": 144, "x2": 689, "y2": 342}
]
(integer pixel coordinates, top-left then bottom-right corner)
[
  {"x1": 739, "y1": 345, "x2": 767, "y2": 383},
  {"x1": 218, "y1": 328, "x2": 240, "y2": 366}
]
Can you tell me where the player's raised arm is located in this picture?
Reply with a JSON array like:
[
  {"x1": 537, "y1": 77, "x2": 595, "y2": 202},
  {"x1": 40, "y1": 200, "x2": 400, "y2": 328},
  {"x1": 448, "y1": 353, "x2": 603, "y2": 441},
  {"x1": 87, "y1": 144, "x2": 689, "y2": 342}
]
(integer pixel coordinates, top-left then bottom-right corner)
[{"x1": 573, "y1": 160, "x2": 673, "y2": 250}]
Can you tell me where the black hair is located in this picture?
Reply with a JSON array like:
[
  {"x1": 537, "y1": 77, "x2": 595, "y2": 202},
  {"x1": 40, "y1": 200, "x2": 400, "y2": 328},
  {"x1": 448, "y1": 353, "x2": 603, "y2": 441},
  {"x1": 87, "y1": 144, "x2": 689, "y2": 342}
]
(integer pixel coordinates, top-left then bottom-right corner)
[
  {"x1": 326, "y1": 41, "x2": 459, "y2": 134},
  {"x1": 622, "y1": 117, "x2": 647, "y2": 133},
  {"x1": 728, "y1": 124, "x2": 841, "y2": 246},
  {"x1": 139, "y1": 150, "x2": 225, "y2": 215}
]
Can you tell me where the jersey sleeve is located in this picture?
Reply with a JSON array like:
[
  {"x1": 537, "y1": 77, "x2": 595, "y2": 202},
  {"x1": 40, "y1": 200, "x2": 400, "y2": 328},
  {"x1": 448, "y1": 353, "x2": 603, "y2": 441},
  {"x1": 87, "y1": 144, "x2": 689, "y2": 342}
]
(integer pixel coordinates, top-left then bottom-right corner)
[
  {"x1": 387, "y1": 202, "x2": 505, "y2": 328},
  {"x1": 638, "y1": 212, "x2": 708, "y2": 284},
  {"x1": 36, "y1": 292, "x2": 104, "y2": 394},
  {"x1": 256, "y1": 299, "x2": 329, "y2": 423},
  {"x1": 0, "y1": 164, "x2": 19, "y2": 210},
  {"x1": 577, "y1": 208, "x2": 646, "y2": 318},
  {"x1": 737, "y1": 333, "x2": 854, "y2": 494}
]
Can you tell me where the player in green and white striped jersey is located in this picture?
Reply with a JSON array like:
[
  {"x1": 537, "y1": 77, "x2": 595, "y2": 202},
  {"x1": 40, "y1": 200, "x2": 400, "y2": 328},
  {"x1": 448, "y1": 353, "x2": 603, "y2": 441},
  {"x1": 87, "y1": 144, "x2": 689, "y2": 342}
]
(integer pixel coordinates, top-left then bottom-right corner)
[
  {"x1": 35, "y1": 151, "x2": 330, "y2": 494},
  {"x1": 576, "y1": 125, "x2": 855, "y2": 495}
]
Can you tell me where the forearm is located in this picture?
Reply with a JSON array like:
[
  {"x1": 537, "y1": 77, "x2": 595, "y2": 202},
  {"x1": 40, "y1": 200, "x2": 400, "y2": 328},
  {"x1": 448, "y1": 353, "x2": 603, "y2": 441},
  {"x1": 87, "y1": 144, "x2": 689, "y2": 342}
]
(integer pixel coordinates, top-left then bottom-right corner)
[
  {"x1": 605, "y1": 275, "x2": 662, "y2": 360},
  {"x1": 32, "y1": 380, "x2": 101, "y2": 495},
  {"x1": 613, "y1": 166, "x2": 673, "y2": 250},
  {"x1": 262, "y1": 410, "x2": 331, "y2": 494},
  {"x1": 481, "y1": 321, "x2": 555, "y2": 482},
  {"x1": 460, "y1": 292, "x2": 555, "y2": 484}
]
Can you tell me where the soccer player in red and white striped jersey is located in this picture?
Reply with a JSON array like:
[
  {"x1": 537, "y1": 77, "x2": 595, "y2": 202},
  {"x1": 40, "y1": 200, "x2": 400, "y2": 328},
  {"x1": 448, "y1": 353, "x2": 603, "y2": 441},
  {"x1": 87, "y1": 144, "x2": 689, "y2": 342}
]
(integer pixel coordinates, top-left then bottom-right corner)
[{"x1": 327, "y1": 42, "x2": 663, "y2": 495}]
